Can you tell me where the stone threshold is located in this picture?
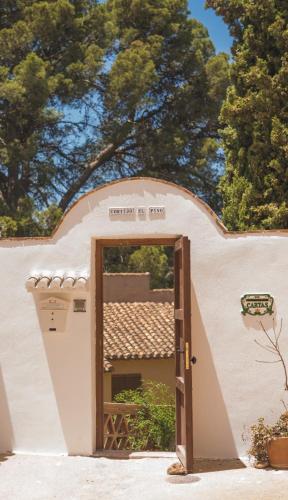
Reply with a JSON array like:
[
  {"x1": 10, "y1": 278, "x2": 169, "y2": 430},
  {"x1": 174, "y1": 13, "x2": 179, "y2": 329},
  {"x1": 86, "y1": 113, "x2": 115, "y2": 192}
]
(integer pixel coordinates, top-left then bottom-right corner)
[{"x1": 92, "y1": 450, "x2": 177, "y2": 459}]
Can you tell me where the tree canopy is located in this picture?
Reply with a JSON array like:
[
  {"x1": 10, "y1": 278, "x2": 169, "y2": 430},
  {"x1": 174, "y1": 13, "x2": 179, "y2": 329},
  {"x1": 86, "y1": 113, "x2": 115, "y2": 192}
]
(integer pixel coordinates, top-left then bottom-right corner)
[
  {"x1": 128, "y1": 245, "x2": 172, "y2": 288},
  {"x1": 207, "y1": 0, "x2": 288, "y2": 230},
  {"x1": 104, "y1": 245, "x2": 173, "y2": 289},
  {"x1": 0, "y1": 0, "x2": 229, "y2": 236}
]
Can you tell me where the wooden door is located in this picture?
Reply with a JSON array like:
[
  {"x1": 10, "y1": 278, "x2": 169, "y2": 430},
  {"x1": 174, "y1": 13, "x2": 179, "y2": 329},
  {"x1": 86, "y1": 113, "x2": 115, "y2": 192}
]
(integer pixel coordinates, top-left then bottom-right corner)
[
  {"x1": 95, "y1": 240, "x2": 104, "y2": 449},
  {"x1": 174, "y1": 236, "x2": 193, "y2": 473}
]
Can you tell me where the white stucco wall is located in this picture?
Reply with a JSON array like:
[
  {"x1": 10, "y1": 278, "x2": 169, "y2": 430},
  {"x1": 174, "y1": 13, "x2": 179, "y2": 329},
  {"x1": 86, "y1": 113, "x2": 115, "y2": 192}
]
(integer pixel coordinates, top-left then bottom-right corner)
[{"x1": 0, "y1": 177, "x2": 288, "y2": 458}]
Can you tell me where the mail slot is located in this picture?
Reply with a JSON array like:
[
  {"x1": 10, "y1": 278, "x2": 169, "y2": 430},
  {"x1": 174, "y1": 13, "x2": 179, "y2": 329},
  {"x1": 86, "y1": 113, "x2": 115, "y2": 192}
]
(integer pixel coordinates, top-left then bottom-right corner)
[{"x1": 39, "y1": 296, "x2": 69, "y2": 332}]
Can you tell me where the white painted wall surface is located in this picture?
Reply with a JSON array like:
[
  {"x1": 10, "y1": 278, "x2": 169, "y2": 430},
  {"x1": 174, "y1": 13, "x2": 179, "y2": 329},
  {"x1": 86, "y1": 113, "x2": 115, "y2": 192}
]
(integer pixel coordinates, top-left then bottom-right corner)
[{"x1": 0, "y1": 178, "x2": 288, "y2": 458}]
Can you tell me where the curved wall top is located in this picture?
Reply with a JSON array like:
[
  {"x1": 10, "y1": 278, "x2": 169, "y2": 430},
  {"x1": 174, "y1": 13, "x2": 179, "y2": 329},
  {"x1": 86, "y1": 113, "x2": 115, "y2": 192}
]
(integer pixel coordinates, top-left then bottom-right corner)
[
  {"x1": 1, "y1": 177, "x2": 288, "y2": 248},
  {"x1": 0, "y1": 178, "x2": 225, "y2": 245}
]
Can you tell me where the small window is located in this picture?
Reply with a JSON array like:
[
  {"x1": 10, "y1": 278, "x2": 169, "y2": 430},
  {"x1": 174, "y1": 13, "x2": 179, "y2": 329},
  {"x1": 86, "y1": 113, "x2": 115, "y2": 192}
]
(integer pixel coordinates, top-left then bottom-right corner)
[{"x1": 112, "y1": 373, "x2": 142, "y2": 399}]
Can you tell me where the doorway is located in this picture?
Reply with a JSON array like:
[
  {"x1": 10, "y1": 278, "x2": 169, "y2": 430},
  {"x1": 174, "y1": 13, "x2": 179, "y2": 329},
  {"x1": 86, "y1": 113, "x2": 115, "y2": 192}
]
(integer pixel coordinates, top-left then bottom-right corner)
[{"x1": 94, "y1": 237, "x2": 193, "y2": 473}]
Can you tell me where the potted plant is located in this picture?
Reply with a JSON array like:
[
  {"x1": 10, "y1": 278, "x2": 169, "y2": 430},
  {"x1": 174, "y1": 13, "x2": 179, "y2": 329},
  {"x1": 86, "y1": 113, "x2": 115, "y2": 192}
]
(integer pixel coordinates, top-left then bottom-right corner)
[
  {"x1": 249, "y1": 318, "x2": 288, "y2": 468},
  {"x1": 249, "y1": 411, "x2": 288, "y2": 468}
]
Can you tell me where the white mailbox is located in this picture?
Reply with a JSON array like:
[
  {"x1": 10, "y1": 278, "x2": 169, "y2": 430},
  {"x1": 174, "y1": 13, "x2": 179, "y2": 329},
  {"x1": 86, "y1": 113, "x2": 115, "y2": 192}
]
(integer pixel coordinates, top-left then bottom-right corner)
[{"x1": 39, "y1": 296, "x2": 69, "y2": 332}]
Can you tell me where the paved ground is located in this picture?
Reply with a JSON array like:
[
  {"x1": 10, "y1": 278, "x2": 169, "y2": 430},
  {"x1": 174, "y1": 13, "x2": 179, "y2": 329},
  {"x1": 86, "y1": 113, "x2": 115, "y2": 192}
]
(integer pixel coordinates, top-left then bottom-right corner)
[{"x1": 0, "y1": 453, "x2": 288, "y2": 500}]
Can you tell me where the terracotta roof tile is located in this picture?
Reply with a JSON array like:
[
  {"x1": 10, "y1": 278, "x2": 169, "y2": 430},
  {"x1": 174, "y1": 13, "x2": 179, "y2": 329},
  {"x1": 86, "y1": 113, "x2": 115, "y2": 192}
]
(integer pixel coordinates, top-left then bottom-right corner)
[
  {"x1": 103, "y1": 358, "x2": 113, "y2": 372},
  {"x1": 104, "y1": 302, "x2": 174, "y2": 362}
]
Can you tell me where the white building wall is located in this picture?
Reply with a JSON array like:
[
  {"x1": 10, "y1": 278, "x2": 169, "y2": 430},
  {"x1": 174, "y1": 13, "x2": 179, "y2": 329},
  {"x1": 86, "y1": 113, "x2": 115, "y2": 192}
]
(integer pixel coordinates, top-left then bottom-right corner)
[{"x1": 0, "y1": 178, "x2": 288, "y2": 458}]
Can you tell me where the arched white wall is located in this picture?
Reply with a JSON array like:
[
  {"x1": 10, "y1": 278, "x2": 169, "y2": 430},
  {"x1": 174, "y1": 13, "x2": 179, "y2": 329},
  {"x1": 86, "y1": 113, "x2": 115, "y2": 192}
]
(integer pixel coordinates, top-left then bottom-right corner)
[{"x1": 0, "y1": 178, "x2": 288, "y2": 458}]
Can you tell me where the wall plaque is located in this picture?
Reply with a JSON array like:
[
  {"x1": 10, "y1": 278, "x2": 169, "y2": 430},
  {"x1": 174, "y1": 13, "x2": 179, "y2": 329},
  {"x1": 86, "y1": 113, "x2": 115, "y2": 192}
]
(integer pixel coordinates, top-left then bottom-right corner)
[
  {"x1": 241, "y1": 294, "x2": 274, "y2": 316},
  {"x1": 109, "y1": 207, "x2": 135, "y2": 216},
  {"x1": 73, "y1": 299, "x2": 86, "y2": 312},
  {"x1": 109, "y1": 206, "x2": 166, "y2": 218},
  {"x1": 149, "y1": 206, "x2": 165, "y2": 215}
]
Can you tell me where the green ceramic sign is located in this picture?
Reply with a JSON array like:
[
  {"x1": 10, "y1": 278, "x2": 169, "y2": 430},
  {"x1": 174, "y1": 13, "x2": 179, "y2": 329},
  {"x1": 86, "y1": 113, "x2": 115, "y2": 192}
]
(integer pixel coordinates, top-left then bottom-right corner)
[{"x1": 241, "y1": 294, "x2": 274, "y2": 316}]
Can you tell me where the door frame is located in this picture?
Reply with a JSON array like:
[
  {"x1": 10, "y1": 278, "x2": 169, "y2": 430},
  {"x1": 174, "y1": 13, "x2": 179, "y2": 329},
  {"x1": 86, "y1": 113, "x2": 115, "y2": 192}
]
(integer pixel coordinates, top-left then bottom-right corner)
[
  {"x1": 94, "y1": 236, "x2": 193, "y2": 460},
  {"x1": 174, "y1": 236, "x2": 193, "y2": 472}
]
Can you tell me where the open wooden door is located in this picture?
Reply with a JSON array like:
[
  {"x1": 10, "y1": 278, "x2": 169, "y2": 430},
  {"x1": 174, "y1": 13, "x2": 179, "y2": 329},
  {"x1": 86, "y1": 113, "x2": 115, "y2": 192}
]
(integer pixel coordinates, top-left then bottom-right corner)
[
  {"x1": 95, "y1": 240, "x2": 104, "y2": 450},
  {"x1": 174, "y1": 236, "x2": 193, "y2": 473}
]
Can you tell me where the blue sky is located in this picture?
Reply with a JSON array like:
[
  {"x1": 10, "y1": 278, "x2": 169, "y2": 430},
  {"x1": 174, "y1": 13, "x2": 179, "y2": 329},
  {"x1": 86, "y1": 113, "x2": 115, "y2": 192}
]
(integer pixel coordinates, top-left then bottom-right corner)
[{"x1": 188, "y1": 0, "x2": 232, "y2": 53}]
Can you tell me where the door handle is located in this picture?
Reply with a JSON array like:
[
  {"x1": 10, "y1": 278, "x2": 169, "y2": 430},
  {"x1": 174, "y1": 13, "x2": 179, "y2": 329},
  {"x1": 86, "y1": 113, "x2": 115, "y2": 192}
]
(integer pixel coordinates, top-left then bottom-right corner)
[{"x1": 176, "y1": 346, "x2": 193, "y2": 370}]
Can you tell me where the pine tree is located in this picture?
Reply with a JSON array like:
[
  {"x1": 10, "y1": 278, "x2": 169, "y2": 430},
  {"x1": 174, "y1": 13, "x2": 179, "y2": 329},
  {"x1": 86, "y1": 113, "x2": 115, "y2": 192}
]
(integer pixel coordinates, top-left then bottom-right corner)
[
  {"x1": 0, "y1": 1, "x2": 229, "y2": 236},
  {"x1": 207, "y1": 0, "x2": 288, "y2": 230}
]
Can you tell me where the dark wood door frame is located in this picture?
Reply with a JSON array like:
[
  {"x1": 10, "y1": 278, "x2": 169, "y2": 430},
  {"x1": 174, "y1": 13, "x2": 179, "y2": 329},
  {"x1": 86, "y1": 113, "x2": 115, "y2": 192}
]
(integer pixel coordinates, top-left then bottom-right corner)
[
  {"x1": 94, "y1": 236, "x2": 193, "y2": 467},
  {"x1": 174, "y1": 236, "x2": 193, "y2": 472}
]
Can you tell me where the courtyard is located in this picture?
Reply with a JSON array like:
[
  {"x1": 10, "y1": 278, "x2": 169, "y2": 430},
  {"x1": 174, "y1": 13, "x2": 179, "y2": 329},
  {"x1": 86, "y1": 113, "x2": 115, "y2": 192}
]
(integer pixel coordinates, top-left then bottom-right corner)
[{"x1": 0, "y1": 453, "x2": 288, "y2": 500}]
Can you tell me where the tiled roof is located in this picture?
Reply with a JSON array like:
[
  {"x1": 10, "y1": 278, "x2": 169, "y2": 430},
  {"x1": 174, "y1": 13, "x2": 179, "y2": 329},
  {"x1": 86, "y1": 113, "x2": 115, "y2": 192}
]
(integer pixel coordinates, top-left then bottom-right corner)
[
  {"x1": 26, "y1": 275, "x2": 88, "y2": 290},
  {"x1": 104, "y1": 302, "x2": 174, "y2": 363}
]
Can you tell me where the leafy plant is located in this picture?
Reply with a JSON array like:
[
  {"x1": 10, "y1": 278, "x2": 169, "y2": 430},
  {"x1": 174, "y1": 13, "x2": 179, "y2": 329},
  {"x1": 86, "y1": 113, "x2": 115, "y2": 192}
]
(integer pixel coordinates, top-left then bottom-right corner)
[
  {"x1": 249, "y1": 417, "x2": 273, "y2": 464},
  {"x1": 249, "y1": 411, "x2": 288, "y2": 463},
  {"x1": 114, "y1": 380, "x2": 175, "y2": 451}
]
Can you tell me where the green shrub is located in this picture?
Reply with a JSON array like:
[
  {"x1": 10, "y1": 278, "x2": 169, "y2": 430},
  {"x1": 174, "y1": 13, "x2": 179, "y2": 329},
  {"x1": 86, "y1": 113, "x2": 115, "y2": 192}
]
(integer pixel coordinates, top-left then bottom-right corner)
[
  {"x1": 0, "y1": 216, "x2": 18, "y2": 237},
  {"x1": 114, "y1": 381, "x2": 175, "y2": 451},
  {"x1": 249, "y1": 412, "x2": 288, "y2": 463},
  {"x1": 249, "y1": 418, "x2": 273, "y2": 463}
]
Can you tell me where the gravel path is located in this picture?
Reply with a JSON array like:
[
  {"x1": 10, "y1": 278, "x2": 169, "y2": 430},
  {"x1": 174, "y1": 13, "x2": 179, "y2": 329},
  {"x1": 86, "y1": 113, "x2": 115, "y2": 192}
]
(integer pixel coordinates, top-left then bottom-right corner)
[{"x1": 0, "y1": 453, "x2": 288, "y2": 500}]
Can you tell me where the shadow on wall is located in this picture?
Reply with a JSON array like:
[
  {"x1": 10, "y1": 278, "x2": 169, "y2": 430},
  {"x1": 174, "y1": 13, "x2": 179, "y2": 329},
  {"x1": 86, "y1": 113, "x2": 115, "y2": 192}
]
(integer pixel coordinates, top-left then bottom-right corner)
[
  {"x1": 191, "y1": 284, "x2": 238, "y2": 459},
  {"x1": 242, "y1": 306, "x2": 277, "y2": 332},
  {"x1": 0, "y1": 366, "x2": 14, "y2": 454}
]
